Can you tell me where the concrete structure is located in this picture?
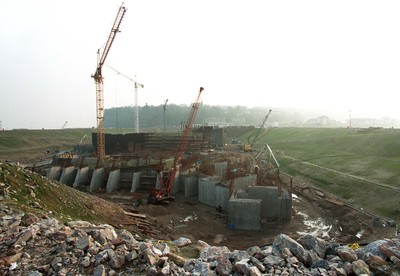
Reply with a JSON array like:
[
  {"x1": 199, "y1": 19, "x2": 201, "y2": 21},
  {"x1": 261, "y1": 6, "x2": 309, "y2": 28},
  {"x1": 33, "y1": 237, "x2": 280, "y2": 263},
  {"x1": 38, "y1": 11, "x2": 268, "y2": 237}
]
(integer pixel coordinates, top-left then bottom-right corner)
[
  {"x1": 106, "y1": 169, "x2": 121, "y2": 193},
  {"x1": 130, "y1": 172, "x2": 142, "y2": 192},
  {"x1": 249, "y1": 186, "x2": 279, "y2": 220},
  {"x1": 46, "y1": 166, "x2": 62, "y2": 181},
  {"x1": 198, "y1": 176, "x2": 217, "y2": 207},
  {"x1": 231, "y1": 175, "x2": 257, "y2": 194},
  {"x1": 59, "y1": 166, "x2": 76, "y2": 185},
  {"x1": 183, "y1": 174, "x2": 199, "y2": 197},
  {"x1": 215, "y1": 183, "x2": 230, "y2": 212},
  {"x1": 214, "y1": 162, "x2": 227, "y2": 179},
  {"x1": 89, "y1": 168, "x2": 105, "y2": 192},
  {"x1": 228, "y1": 198, "x2": 262, "y2": 230},
  {"x1": 73, "y1": 167, "x2": 90, "y2": 188}
]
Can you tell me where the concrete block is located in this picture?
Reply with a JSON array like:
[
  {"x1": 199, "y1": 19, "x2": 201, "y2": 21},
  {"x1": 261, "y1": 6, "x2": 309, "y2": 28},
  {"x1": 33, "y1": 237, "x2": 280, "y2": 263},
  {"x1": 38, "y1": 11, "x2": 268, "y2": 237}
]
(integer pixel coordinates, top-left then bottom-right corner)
[
  {"x1": 173, "y1": 171, "x2": 183, "y2": 195},
  {"x1": 198, "y1": 176, "x2": 217, "y2": 207},
  {"x1": 228, "y1": 198, "x2": 262, "y2": 230},
  {"x1": 73, "y1": 167, "x2": 89, "y2": 188},
  {"x1": 46, "y1": 166, "x2": 62, "y2": 181},
  {"x1": 130, "y1": 172, "x2": 142, "y2": 192},
  {"x1": 59, "y1": 166, "x2": 76, "y2": 185},
  {"x1": 89, "y1": 168, "x2": 104, "y2": 192},
  {"x1": 184, "y1": 174, "x2": 199, "y2": 197},
  {"x1": 249, "y1": 186, "x2": 279, "y2": 219},
  {"x1": 106, "y1": 169, "x2": 121, "y2": 193}
]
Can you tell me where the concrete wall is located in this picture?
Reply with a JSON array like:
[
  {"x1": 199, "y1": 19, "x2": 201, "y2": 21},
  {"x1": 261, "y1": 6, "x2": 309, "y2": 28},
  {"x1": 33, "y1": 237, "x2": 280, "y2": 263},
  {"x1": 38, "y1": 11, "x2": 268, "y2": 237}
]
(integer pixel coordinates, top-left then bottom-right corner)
[
  {"x1": 89, "y1": 168, "x2": 104, "y2": 192},
  {"x1": 228, "y1": 198, "x2": 262, "y2": 230},
  {"x1": 73, "y1": 167, "x2": 89, "y2": 188},
  {"x1": 46, "y1": 166, "x2": 62, "y2": 181},
  {"x1": 59, "y1": 166, "x2": 76, "y2": 185},
  {"x1": 279, "y1": 190, "x2": 292, "y2": 222},
  {"x1": 106, "y1": 169, "x2": 121, "y2": 193}
]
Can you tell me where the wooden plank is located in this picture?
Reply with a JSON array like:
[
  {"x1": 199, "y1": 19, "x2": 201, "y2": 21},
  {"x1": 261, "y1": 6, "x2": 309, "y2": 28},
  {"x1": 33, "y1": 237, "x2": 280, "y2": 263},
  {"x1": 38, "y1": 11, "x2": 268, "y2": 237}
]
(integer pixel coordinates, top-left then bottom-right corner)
[{"x1": 123, "y1": 211, "x2": 147, "y2": 219}]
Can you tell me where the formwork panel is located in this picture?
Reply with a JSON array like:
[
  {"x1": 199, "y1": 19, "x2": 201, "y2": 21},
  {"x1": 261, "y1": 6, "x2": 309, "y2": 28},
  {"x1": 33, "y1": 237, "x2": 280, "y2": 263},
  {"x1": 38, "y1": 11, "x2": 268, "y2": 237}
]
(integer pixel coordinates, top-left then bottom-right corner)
[
  {"x1": 73, "y1": 167, "x2": 89, "y2": 188},
  {"x1": 228, "y1": 198, "x2": 262, "y2": 230},
  {"x1": 106, "y1": 169, "x2": 121, "y2": 193}
]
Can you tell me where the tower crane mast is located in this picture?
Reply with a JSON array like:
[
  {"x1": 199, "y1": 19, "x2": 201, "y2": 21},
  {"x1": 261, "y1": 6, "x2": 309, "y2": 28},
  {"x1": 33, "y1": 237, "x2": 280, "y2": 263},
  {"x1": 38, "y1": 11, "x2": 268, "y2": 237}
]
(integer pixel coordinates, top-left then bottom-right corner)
[
  {"x1": 149, "y1": 87, "x2": 204, "y2": 203},
  {"x1": 91, "y1": 3, "x2": 126, "y2": 160}
]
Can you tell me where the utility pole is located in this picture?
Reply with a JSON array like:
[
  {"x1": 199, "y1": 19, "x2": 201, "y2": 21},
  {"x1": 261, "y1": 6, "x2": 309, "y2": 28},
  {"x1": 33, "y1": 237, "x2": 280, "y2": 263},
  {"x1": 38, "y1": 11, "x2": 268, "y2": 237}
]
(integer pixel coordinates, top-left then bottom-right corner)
[{"x1": 163, "y1": 99, "x2": 168, "y2": 132}]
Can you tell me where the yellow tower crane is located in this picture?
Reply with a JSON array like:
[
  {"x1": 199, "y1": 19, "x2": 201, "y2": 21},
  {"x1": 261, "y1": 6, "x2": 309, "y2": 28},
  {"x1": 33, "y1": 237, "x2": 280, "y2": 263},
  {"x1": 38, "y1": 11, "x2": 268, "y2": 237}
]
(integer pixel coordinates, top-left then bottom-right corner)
[{"x1": 91, "y1": 3, "x2": 126, "y2": 160}]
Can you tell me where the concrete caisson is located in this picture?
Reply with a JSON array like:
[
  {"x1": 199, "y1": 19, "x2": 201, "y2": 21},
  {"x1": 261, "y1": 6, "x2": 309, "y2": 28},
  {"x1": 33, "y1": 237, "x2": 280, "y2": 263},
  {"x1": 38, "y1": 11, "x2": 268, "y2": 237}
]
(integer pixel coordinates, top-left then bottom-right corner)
[
  {"x1": 228, "y1": 198, "x2": 262, "y2": 230},
  {"x1": 46, "y1": 166, "x2": 62, "y2": 181}
]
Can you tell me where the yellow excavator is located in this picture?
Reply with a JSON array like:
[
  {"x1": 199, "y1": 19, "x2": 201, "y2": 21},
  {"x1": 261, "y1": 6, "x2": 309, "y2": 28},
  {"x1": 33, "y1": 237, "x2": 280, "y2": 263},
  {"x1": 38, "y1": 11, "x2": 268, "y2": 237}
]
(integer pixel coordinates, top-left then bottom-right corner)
[{"x1": 242, "y1": 109, "x2": 272, "y2": 152}]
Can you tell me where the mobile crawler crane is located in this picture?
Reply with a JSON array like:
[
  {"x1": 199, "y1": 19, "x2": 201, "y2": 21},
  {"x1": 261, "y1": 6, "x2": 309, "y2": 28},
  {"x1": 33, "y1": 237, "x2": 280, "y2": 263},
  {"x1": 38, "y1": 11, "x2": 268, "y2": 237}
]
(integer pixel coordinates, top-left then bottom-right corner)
[{"x1": 148, "y1": 87, "x2": 204, "y2": 204}]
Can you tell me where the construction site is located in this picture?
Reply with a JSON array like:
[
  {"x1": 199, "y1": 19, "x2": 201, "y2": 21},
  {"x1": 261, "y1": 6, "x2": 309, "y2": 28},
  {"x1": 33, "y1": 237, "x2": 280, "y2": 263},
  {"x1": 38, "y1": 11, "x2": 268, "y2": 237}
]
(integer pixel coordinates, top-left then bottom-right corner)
[{"x1": 14, "y1": 3, "x2": 396, "y2": 250}]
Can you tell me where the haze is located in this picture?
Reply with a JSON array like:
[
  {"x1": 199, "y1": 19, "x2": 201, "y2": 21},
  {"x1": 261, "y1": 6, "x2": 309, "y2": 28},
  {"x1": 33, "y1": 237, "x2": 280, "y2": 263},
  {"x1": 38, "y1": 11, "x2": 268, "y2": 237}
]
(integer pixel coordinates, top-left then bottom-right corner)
[{"x1": 1, "y1": 0, "x2": 400, "y2": 129}]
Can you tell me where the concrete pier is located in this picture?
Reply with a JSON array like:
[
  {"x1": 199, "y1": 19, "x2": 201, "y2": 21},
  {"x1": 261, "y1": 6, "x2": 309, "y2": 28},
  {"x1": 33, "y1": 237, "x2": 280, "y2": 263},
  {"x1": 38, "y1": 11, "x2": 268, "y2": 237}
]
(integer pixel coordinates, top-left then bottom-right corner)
[
  {"x1": 46, "y1": 166, "x2": 62, "y2": 181},
  {"x1": 59, "y1": 166, "x2": 76, "y2": 185},
  {"x1": 214, "y1": 162, "x2": 227, "y2": 179},
  {"x1": 198, "y1": 176, "x2": 217, "y2": 206},
  {"x1": 73, "y1": 167, "x2": 90, "y2": 188},
  {"x1": 215, "y1": 183, "x2": 229, "y2": 212},
  {"x1": 130, "y1": 172, "x2": 142, "y2": 192},
  {"x1": 249, "y1": 186, "x2": 279, "y2": 219},
  {"x1": 89, "y1": 168, "x2": 105, "y2": 192},
  {"x1": 106, "y1": 169, "x2": 121, "y2": 193}
]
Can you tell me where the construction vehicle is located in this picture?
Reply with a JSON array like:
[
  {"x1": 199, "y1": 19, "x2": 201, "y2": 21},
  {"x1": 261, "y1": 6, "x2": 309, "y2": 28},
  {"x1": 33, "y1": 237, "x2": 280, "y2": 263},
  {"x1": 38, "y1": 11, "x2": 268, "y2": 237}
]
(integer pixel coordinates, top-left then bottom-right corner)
[
  {"x1": 91, "y1": 3, "x2": 126, "y2": 160},
  {"x1": 242, "y1": 109, "x2": 272, "y2": 152},
  {"x1": 148, "y1": 87, "x2": 204, "y2": 204}
]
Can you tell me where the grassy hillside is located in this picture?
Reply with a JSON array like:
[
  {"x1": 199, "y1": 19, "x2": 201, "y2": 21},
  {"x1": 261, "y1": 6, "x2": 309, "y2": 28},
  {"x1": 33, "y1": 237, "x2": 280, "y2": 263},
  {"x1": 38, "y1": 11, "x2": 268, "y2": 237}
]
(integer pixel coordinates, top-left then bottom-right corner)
[{"x1": 244, "y1": 127, "x2": 400, "y2": 222}]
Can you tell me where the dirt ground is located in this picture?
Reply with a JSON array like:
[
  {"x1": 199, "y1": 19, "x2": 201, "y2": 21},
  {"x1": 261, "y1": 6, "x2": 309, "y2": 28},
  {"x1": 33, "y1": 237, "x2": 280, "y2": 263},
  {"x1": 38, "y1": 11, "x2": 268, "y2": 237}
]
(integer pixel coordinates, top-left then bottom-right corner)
[{"x1": 94, "y1": 180, "x2": 396, "y2": 251}]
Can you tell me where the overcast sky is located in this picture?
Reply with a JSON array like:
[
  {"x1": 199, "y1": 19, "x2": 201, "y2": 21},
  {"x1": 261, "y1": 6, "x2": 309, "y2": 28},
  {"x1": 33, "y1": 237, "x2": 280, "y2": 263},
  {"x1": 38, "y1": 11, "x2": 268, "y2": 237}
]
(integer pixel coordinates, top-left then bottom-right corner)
[{"x1": 1, "y1": 0, "x2": 400, "y2": 129}]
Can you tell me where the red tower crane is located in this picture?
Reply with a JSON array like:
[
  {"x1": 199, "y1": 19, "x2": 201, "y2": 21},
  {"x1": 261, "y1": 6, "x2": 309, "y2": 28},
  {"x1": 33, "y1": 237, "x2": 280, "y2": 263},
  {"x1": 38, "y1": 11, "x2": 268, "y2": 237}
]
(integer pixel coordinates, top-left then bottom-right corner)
[
  {"x1": 148, "y1": 87, "x2": 204, "y2": 204},
  {"x1": 91, "y1": 3, "x2": 127, "y2": 160}
]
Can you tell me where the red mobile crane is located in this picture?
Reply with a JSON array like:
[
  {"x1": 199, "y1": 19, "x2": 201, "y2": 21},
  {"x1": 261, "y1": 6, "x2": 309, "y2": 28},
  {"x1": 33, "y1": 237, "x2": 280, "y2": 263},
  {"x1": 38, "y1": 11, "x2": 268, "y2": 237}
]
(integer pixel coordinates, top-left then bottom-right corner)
[
  {"x1": 92, "y1": 3, "x2": 126, "y2": 160},
  {"x1": 148, "y1": 87, "x2": 204, "y2": 204}
]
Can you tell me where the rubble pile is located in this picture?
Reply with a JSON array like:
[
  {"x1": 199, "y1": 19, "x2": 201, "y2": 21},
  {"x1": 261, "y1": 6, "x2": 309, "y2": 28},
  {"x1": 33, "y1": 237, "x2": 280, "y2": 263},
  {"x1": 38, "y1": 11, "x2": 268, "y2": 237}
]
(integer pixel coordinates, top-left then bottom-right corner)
[{"x1": 0, "y1": 202, "x2": 399, "y2": 275}]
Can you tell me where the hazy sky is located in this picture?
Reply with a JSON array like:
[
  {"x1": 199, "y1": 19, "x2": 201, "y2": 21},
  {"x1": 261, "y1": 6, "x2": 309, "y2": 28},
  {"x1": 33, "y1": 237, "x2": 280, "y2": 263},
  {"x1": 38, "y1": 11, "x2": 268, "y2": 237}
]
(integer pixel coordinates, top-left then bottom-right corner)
[{"x1": 1, "y1": 0, "x2": 400, "y2": 129}]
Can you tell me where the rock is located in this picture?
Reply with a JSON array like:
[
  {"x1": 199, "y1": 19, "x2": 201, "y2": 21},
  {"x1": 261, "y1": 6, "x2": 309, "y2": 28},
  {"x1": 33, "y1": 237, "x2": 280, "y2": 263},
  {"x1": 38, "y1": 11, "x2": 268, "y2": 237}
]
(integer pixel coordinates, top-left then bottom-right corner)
[
  {"x1": 379, "y1": 239, "x2": 400, "y2": 259},
  {"x1": 93, "y1": 264, "x2": 106, "y2": 276},
  {"x1": 273, "y1": 234, "x2": 306, "y2": 263},
  {"x1": 172, "y1": 237, "x2": 192, "y2": 247},
  {"x1": 337, "y1": 246, "x2": 358, "y2": 262},
  {"x1": 216, "y1": 256, "x2": 232, "y2": 276},
  {"x1": 233, "y1": 259, "x2": 250, "y2": 275},
  {"x1": 297, "y1": 234, "x2": 327, "y2": 258},
  {"x1": 20, "y1": 213, "x2": 39, "y2": 226},
  {"x1": 364, "y1": 239, "x2": 387, "y2": 259},
  {"x1": 352, "y1": 259, "x2": 370, "y2": 275}
]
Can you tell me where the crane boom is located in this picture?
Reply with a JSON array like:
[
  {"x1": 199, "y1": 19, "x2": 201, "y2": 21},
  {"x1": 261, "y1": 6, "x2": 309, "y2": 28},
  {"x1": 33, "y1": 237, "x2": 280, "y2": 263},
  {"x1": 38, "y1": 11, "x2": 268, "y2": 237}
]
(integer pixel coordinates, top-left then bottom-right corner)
[
  {"x1": 251, "y1": 109, "x2": 272, "y2": 146},
  {"x1": 91, "y1": 3, "x2": 127, "y2": 160},
  {"x1": 149, "y1": 87, "x2": 204, "y2": 203}
]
